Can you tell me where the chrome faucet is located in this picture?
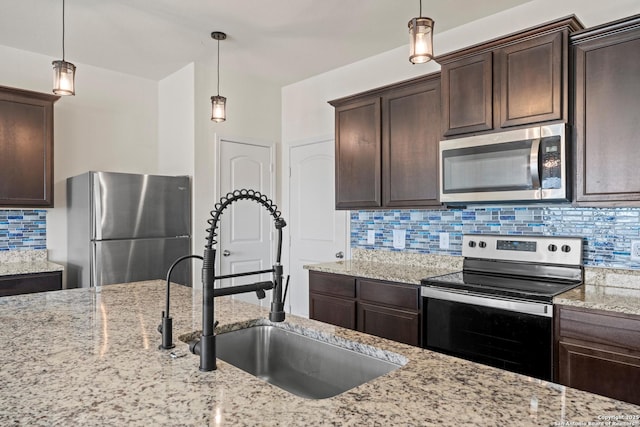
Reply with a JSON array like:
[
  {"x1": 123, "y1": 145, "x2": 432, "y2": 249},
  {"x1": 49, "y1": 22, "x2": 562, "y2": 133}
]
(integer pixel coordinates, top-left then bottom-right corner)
[{"x1": 158, "y1": 189, "x2": 288, "y2": 371}]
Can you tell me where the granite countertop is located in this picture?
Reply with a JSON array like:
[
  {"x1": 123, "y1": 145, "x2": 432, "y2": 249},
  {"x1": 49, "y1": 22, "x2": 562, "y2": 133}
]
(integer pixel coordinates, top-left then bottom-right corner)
[
  {"x1": 1, "y1": 280, "x2": 638, "y2": 426},
  {"x1": 304, "y1": 250, "x2": 462, "y2": 285},
  {"x1": 0, "y1": 249, "x2": 63, "y2": 276},
  {"x1": 554, "y1": 268, "x2": 640, "y2": 316},
  {"x1": 304, "y1": 259, "x2": 454, "y2": 285}
]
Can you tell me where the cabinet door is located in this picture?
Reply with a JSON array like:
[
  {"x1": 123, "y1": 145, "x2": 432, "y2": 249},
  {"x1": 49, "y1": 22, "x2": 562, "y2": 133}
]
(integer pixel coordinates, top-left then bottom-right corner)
[
  {"x1": 557, "y1": 341, "x2": 640, "y2": 405},
  {"x1": 573, "y1": 21, "x2": 640, "y2": 203},
  {"x1": 555, "y1": 304, "x2": 640, "y2": 405},
  {"x1": 0, "y1": 86, "x2": 59, "y2": 207},
  {"x1": 441, "y1": 52, "x2": 493, "y2": 137},
  {"x1": 382, "y1": 77, "x2": 441, "y2": 207},
  {"x1": 309, "y1": 293, "x2": 357, "y2": 330},
  {"x1": 357, "y1": 302, "x2": 420, "y2": 346},
  {"x1": 496, "y1": 31, "x2": 565, "y2": 128},
  {"x1": 334, "y1": 97, "x2": 381, "y2": 209}
]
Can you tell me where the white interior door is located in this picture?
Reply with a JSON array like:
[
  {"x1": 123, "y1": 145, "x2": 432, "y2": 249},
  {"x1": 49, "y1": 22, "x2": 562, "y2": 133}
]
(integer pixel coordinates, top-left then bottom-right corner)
[
  {"x1": 289, "y1": 139, "x2": 347, "y2": 317},
  {"x1": 218, "y1": 138, "x2": 274, "y2": 306}
]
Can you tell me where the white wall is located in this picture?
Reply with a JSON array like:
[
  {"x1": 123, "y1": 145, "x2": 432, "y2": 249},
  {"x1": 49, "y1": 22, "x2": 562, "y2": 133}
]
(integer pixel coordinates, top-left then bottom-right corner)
[
  {"x1": 158, "y1": 63, "x2": 195, "y2": 177},
  {"x1": 0, "y1": 44, "x2": 159, "y2": 284}
]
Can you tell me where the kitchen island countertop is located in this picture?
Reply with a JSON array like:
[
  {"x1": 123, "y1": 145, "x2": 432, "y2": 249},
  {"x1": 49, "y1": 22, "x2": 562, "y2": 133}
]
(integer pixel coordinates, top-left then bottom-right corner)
[{"x1": 0, "y1": 280, "x2": 638, "y2": 426}]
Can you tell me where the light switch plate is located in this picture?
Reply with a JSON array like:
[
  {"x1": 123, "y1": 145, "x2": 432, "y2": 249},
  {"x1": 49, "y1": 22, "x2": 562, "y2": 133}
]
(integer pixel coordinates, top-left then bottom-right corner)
[
  {"x1": 393, "y1": 229, "x2": 406, "y2": 249},
  {"x1": 367, "y1": 230, "x2": 375, "y2": 245},
  {"x1": 439, "y1": 232, "x2": 450, "y2": 249}
]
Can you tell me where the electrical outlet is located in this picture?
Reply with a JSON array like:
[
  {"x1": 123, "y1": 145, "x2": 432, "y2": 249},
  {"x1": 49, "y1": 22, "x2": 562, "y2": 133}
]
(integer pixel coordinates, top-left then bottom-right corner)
[
  {"x1": 367, "y1": 230, "x2": 375, "y2": 245},
  {"x1": 393, "y1": 229, "x2": 406, "y2": 249},
  {"x1": 439, "y1": 232, "x2": 450, "y2": 250},
  {"x1": 631, "y1": 241, "x2": 640, "y2": 261}
]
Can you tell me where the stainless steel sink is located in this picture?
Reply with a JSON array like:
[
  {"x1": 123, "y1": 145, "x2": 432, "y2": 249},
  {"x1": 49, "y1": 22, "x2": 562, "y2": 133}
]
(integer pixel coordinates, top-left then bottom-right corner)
[{"x1": 215, "y1": 325, "x2": 405, "y2": 399}]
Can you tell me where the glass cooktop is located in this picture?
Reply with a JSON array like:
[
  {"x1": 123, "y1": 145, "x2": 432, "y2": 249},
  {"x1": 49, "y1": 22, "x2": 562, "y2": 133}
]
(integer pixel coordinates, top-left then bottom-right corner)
[{"x1": 421, "y1": 271, "x2": 582, "y2": 303}]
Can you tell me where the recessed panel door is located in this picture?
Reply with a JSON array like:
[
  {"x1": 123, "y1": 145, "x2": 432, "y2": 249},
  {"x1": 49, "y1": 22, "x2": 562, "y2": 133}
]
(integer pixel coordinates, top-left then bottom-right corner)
[
  {"x1": 289, "y1": 139, "x2": 347, "y2": 317},
  {"x1": 219, "y1": 139, "x2": 274, "y2": 306}
]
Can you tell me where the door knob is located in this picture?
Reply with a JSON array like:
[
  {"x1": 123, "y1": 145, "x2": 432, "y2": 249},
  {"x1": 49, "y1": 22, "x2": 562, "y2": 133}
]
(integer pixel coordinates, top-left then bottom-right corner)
[
  {"x1": 222, "y1": 250, "x2": 231, "y2": 257},
  {"x1": 335, "y1": 251, "x2": 344, "y2": 259}
]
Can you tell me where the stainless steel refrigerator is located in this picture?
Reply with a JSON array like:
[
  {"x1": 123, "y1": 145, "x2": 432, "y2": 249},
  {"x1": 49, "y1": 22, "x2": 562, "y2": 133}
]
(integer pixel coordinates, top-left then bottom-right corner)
[{"x1": 66, "y1": 171, "x2": 192, "y2": 288}]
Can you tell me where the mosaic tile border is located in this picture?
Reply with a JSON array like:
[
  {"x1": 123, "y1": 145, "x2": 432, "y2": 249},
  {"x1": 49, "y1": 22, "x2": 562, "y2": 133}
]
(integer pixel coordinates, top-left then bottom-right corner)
[
  {"x1": 0, "y1": 209, "x2": 47, "y2": 251},
  {"x1": 351, "y1": 206, "x2": 640, "y2": 270}
]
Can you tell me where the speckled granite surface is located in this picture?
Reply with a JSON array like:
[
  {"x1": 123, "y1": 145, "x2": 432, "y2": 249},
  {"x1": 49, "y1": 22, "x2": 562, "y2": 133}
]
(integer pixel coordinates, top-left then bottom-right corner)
[
  {"x1": 1, "y1": 280, "x2": 637, "y2": 426},
  {"x1": 304, "y1": 249, "x2": 462, "y2": 285},
  {"x1": 0, "y1": 249, "x2": 63, "y2": 276},
  {"x1": 554, "y1": 267, "x2": 640, "y2": 316}
]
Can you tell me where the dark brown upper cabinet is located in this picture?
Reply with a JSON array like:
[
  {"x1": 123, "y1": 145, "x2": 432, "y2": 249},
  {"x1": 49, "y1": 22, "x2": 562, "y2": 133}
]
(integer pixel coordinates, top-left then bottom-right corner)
[
  {"x1": 439, "y1": 16, "x2": 583, "y2": 138},
  {"x1": 572, "y1": 14, "x2": 640, "y2": 205},
  {"x1": 0, "y1": 86, "x2": 59, "y2": 207},
  {"x1": 382, "y1": 77, "x2": 441, "y2": 207},
  {"x1": 330, "y1": 73, "x2": 441, "y2": 210},
  {"x1": 332, "y1": 96, "x2": 382, "y2": 209},
  {"x1": 441, "y1": 52, "x2": 493, "y2": 136}
]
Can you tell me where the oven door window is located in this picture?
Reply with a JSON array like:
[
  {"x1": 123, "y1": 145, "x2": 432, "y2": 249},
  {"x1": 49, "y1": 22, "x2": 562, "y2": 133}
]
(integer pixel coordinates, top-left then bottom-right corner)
[
  {"x1": 442, "y1": 140, "x2": 535, "y2": 194},
  {"x1": 425, "y1": 297, "x2": 552, "y2": 380}
]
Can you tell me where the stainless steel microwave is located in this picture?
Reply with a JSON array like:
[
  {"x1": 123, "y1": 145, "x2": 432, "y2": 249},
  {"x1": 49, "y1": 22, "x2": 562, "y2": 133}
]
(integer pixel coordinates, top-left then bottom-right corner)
[{"x1": 439, "y1": 123, "x2": 568, "y2": 204}]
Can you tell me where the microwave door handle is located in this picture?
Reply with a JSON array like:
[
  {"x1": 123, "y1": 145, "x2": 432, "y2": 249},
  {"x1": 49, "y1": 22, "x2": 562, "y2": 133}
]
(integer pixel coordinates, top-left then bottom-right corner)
[{"x1": 530, "y1": 138, "x2": 541, "y2": 189}]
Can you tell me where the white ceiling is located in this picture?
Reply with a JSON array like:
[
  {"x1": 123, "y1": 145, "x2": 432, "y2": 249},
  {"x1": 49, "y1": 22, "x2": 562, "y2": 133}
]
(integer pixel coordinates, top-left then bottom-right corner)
[{"x1": 0, "y1": 0, "x2": 532, "y2": 86}]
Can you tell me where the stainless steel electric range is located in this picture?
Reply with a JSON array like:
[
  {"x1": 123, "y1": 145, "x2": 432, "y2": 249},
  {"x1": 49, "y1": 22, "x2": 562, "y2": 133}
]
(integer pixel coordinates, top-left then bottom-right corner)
[{"x1": 421, "y1": 234, "x2": 584, "y2": 381}]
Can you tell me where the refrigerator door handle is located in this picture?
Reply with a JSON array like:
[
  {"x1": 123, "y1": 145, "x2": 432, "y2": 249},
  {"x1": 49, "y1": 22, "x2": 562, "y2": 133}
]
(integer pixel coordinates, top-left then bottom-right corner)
[{"x1": 92, "y1": 175, "x2": 103, "y2": 241}]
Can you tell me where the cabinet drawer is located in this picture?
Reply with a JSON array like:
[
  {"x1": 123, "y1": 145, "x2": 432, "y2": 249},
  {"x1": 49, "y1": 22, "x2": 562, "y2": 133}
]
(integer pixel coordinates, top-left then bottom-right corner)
[
  {"x1": 557, "y1": 306, "x2": 640, "y2": 352},
  {"x1": 309, "y1": 271, "x2": 356, "y2": 298},
  {"x1": 358, "y1": 279, "x2": 419, "y2": 311},
  {"x1": 0, "y1": 271, "x2": 62, "y2": 297}
]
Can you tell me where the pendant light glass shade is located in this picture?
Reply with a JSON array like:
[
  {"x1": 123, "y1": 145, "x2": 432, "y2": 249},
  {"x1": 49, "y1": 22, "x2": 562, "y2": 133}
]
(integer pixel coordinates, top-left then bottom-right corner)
[
  {"x1": 210, "y1": 31, "x2": 227, "y2": 122},
  {"x1": 211, "y1": 95, "x2": 227, "y2": 122},
  {"x1": 53, "y1": 0, "x2": 76, "y2": 95},
  {"x1": 408, "y1": 0, "x2": 435, "y2": 64},
  {"x1": 52, "y1": 60, "x2": 76, "y2": 95}
]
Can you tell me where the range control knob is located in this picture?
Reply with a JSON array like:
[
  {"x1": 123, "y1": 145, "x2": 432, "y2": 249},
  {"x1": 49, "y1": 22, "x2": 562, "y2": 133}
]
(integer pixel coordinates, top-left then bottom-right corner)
[
  {"x1": 561, "y1": 245, "x2": 572, "y2": 253},
  {"x1": 548, "y1": 244, "x2": 558, "y2": 252},
  {"x1": 468, "y1": 241, "x2": 476, "y2": 248},
  {"x1": 479, "y1": 241, "x2": 487, "y2": 248}
]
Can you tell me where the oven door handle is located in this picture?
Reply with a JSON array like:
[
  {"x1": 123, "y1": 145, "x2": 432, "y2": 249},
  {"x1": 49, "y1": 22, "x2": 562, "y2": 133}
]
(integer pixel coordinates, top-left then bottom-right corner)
[{"x1": 421, "y1": 286, "x2": 553, "y2": 318}]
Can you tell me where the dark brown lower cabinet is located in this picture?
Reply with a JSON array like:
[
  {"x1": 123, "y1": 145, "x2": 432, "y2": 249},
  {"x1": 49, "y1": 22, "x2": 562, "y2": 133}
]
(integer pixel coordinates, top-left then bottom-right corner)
[
  {"x1": 309, "y1": 270, "x2": 421, "y2": 346},
  {"x1": 0, "y1": 271, "x2": 62, "y2": 297},
  {"x1": 357, "y1": 303, "x2": 420, "y2": 346},
  {"x1": 309, "y1": 293, "x2": 356, "y2": 330},
  {"x1": 555, "y1": 304, "x2": 640, "y2": 405}
]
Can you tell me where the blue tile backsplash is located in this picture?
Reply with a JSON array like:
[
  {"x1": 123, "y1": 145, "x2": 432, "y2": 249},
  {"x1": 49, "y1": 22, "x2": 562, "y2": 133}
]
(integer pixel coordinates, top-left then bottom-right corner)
[
  {"x1": 351, "y1": 206, "x2": 640, "y2": 270},
  {"x1": 0, "y1": 210, "x2": 47, "y2": 251}
]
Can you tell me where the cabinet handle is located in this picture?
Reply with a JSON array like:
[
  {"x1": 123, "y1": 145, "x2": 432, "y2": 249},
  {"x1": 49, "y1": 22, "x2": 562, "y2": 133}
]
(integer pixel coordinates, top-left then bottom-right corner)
[
  {"x1": 222, "y1": 250, "x2": 231, "y2": 257},
  {"x1": 335, "y1": 251, "x2": 344, "y2": 259}
]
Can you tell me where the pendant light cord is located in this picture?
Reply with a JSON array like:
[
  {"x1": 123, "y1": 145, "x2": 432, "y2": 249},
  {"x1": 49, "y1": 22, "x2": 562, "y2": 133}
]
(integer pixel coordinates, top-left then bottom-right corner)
[
  {"x1": 419, "y1": 0, "x2": 422, "y2": 17},
  {"x1": 216, "y1": 38, "x2": 220, "y2": 96},
  {"x1": 62, "y1": 0, "x2": 66, "y2": 61}
]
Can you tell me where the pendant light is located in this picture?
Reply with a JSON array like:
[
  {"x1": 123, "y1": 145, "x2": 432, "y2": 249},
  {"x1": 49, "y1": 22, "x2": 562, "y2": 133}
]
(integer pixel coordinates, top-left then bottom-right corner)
[
  {"x1": 210, "y1": 31, "x2": 227, "y2": 122},
  {"x1": 408, "y1": 0, "x2": 435, "y2": 64},
  {"x1": 52, "y1": 0, "x2": 76, "y2": 95}
]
